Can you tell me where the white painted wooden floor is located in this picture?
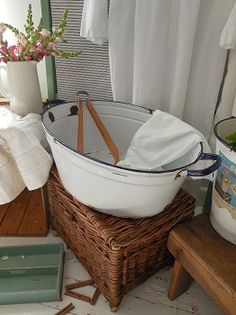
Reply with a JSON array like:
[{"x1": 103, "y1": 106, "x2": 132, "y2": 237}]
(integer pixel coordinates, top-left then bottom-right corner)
[{"x1": 0, "y1": 232, "x2": 224, "y2": 315}]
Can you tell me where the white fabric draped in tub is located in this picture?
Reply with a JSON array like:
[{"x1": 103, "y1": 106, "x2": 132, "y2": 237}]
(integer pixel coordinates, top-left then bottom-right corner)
[
  {"x1": 81, "y1": 0, "x2": 234, "y2": 140},
  {"x1": 117, "y1": 110, "x2": 211, "y2": 171}
]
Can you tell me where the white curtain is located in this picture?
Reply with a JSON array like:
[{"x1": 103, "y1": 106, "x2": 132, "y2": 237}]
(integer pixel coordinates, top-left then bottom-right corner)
[
  {"x1": 81, "y1": 0, "x2": 234, "y2": 139},
  {"x1": 207, "y1": 1, "x2": 236, "y2": 148},
  {"x1": 215, "y1": 1, "x2": 236, "y2": 122}
]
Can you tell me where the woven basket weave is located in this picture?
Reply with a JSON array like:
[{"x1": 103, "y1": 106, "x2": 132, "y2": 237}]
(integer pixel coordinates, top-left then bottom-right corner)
[{"x1": 47, "y1": 168, "x2": 195, "y2": 311}]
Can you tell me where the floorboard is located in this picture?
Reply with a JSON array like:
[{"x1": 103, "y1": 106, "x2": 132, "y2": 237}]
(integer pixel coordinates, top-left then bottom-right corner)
[{"x1": 0, "y1": 188, "x2": 47, "y2": 236}]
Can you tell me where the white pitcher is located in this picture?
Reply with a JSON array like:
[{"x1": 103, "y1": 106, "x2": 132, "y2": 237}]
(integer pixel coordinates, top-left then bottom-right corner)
[
  {"x1": 0, "y1": 61, "x2": 43, "y2": 116},
  {"x1": 0, "y1": 63, "x2": 9, "y2": 99}
]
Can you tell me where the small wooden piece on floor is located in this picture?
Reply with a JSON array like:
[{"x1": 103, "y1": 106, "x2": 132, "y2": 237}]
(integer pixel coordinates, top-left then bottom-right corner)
[
  {"x1": 167, "y1": 214, "x2": 236, "y2": 315},
  {"x1": 65, "y1": 279, "x2": 100, "y2": 306},
  {"x1": 90, "y1": 288, "x2": 101, "y2": 305},
  {"x1": 65, "y1": 279, "x2": 94, "y2": 291},
  {"x1": 65, "y1": 290, "x2": 91, "y2": 303},
  {"x1": 54, "y1": 303, "x2": 75, "y2": 315}
]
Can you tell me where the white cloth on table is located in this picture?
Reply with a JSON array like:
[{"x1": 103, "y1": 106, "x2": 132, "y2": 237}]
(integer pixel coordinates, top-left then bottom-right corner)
[
  {"x1": 117, "y1": 110, "x2": 211, "y2": 171},
  {"x1": 0, "y1": 108, "x2": 53, "y2": 204}
]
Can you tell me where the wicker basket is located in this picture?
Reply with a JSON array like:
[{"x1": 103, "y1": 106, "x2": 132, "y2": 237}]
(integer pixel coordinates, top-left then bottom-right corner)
[{"x1": 47, "y1": 168, "x2": 195, "y2": 311}]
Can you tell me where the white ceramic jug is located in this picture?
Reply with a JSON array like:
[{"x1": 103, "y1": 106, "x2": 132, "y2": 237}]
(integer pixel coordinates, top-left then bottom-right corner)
[
  {"x1": 0, "y1": 63, "x2": 9, "y2": 99},
  {"x1": 0, "y1": 61, "x2": 43, "y2": 116}
]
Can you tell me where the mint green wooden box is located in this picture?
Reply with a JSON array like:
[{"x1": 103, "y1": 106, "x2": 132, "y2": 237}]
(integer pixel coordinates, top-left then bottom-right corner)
[{"x1": 0, "y1": 243, "x2": 64, "y2": 304}]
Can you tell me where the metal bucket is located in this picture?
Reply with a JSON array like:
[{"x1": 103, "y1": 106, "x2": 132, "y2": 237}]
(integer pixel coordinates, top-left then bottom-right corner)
[
  {"x1": 42, "y1": 101, "x2": 220, "y2": 218},
  {"x1": 211, "y1": 117, "x2": 236, "y2": 244}
]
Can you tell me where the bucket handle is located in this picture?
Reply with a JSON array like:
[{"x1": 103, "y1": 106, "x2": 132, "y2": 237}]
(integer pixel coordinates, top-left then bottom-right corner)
[
  {"x1": 186, "y1": 153, "x2": 221, "y2": 177},
  {"x1": 176, "y1": 153, "x2": 221, "y2": 178}
]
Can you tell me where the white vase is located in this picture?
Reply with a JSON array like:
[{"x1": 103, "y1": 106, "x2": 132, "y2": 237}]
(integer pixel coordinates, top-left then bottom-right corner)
[
  {"x1": 7, "y1": 61, "x2": 43, "y2": 116},
  {"x1": 0, "y1": 63, "x2": 9, "y2": 98}
]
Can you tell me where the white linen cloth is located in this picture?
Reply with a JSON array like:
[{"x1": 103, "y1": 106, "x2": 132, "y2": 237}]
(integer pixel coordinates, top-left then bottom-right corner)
[
  {"x1": 117, "y1": 110, "x2": 210, "y2": 171},
  {"x1": 80, "y1": 0, "x2": 234, "y2": 140},
  {"x1": 0, "y1": 108, "x2": 53, "y2": 204}
]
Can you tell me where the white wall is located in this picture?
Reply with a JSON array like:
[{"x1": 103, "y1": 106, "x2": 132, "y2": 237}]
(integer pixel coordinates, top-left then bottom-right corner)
[{"x1": 0, "y1": 0, "x2": 48, "y2": 99}]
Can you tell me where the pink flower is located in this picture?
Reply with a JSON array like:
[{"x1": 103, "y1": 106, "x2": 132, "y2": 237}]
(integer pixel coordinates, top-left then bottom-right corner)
[
  {"x1": 9, "y1": 45, "x2": 19, "y2": 61},
  {"x1": 34, "y1": 45, "x2": 52, "y2": 58},
  {"x1": 16, "y1": 32, "x2": 27, "y2": 46},
  {"x1": 35, "y1": 53, "x2": 43, "y2": 62},
  {"x1": 43, "y1": 49, "x2": 51, "y2": 56},
  {"x1": 24, "y1": 54, "x2": 32, "y2": 61},
  {"x1": 48, "y1": 42, "x2": 56, "y2": 49},
  {"x1": 0, "y1": 57, "x2": 7, "y2": 63},
  {"x1": 18, "y1": 44, "x2": 25, "y2": 54},
  {"x1": 40, "y1": 29, "x2": 51, "y2": 37},
  {"x1": 39, "y1": 35, "x2": 45, "y2": 42},
  {"x1": 30, "y1": 45, "x2": 37, "y2": 53},
  {"x1": 37, "y1": 44, "x2": 44, "y2": 53},
  {"x1": 1, "y1": 43, "x2": 8, "y2": 55},
  {"x1": 55, "y1": 37, "x2": 63, "y2": 43}
]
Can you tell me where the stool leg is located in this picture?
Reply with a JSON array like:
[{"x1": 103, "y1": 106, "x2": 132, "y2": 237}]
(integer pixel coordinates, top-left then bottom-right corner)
[
  {"x1": 168, "y1": 259, "x2": 193, "y2": 301},
  {"x1": 109, "y1": 300, "x2": 121, "y2": 312},
  {"x1": 110, "y1": 306, "x2": 119, "y2": 312}
]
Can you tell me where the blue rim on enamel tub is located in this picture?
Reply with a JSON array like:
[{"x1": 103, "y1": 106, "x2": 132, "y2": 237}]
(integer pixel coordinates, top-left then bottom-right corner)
[{"x1": 42, "y1": 101, "x2": 221, "y2": 175}]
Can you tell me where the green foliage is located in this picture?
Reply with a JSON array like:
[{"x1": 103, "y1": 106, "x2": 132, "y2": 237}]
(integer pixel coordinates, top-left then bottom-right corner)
[
  {"x1": 3, "y1": 23, "x2": 19, "y2": 36},
  {"x1": 24, "y1": 3, "x2": 34, "y2": 38},
  {"x1": 225, "y1": 132, "x2": 236, "y2": 148}
]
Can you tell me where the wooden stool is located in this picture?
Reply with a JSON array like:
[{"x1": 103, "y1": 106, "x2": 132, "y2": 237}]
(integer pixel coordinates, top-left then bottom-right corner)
[{"x1": 167, "y1": 214, "x2": 236, "y2": 315}]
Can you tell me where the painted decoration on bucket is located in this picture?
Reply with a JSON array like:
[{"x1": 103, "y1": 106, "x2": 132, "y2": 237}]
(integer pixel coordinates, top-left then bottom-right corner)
[
  {"x1": 214, "y1": 151, "x2": 236, "y2": 220},
  {"x1": 211, "y1": 117, "x2": 236, "y2": 245}
]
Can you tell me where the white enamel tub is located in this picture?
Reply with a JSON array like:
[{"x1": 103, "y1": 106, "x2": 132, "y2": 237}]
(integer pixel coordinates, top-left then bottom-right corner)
[{"x1": 42, "y1": 101, "x2": 221, "y2": 218}]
